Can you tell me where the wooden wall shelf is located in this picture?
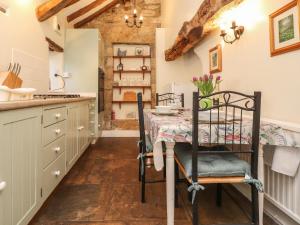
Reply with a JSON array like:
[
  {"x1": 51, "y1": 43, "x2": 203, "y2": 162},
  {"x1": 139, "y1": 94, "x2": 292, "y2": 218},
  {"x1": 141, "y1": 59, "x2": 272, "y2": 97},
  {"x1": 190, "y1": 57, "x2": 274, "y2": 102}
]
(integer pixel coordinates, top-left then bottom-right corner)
[
  {"x1": 113, "y1": 55, "x2": 151, "y2": 59},
  {"x1": 112, "y1": 100, "x2": 151, "y2": 109},
  {"x1": 112, "y1": 44, "x2": 152, "y2": 113},
  {"x1": 113, "y1": 70, "x2": 151, "y2": 73},
  {"x1": 113, "y1": 85, "x2": 151, "y2": 94},
  {"x1": 113, "y1": 70, "x2": 151, "y2": 79}
]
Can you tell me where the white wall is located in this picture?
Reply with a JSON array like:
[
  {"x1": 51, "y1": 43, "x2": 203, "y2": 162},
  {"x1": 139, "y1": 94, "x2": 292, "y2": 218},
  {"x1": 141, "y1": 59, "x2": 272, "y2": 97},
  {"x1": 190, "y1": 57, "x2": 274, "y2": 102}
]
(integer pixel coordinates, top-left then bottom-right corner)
[
  {"x1": 159, "y1": 0, "x2": 300, "y2": 124},
  {"x1": 49, "y1": 51, "x2": 64, "y2": 91},
  {"x1": 193, "y1": 0, "x2": 300, "y2": 124},
  {"x1": 157, "y1": 0, "x2": 203, "y2": 108},
  {"x1": 37, "y1": 0, "x2": 66, "y2": 92},
  {"x1": 0, "y1": 0, "x2": 49, "y2": 92}
]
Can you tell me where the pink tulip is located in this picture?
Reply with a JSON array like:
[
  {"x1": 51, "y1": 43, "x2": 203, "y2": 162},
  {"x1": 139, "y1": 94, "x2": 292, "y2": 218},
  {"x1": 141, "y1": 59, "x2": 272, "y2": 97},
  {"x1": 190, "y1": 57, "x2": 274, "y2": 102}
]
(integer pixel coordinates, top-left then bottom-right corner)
[
  {"x1": 192, "y1": 77, "x2": 198, "y2": 82},
  {"x1": 199, "y1": 77, "x2": 203, "y2": 81},
  {"x1": 209, "y1": 74, "x2": 213, "y2": 80},
  {"x1": 204, "y1": 74, "x2": 209, "y2": 81},
  {"x1": 216, "y1": 75, "x2": 221, "y2": 81}
]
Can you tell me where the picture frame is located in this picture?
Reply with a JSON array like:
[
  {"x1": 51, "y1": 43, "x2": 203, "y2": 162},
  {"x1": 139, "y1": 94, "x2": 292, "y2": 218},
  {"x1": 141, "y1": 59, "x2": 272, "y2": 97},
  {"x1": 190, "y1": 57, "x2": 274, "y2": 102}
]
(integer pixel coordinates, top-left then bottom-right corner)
[
  {"x1": 209, "y1": 44, "x2": 222, "y2": 74},
  {"x1": 135, "y1": 47, "x2": 144, "y2": 56},
  {"x1": 269, "y1": 0, "x2": 300, "y2": 56}
]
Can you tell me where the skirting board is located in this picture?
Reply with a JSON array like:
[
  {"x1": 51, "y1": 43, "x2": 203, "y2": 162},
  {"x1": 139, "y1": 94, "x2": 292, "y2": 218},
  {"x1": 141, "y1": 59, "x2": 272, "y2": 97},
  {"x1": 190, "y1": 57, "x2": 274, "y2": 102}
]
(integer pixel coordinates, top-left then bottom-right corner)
[{"x1": 101, "y1": 130, "x2": 139, "y2": 137}]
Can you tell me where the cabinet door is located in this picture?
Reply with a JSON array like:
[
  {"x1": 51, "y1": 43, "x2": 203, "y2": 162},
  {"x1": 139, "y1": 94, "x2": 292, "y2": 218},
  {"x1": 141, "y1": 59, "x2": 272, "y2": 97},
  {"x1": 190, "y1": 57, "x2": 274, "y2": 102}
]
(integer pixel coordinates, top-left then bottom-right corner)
[
  {"x1": 78, "y1": 103, "x2": 89, "y2": 154},
  {"x1": 0, "y1": 108, "x2": 42, "y2": 225},
  {"x1": 0, "y1": 123, "x2": 12, "y2": 225},
  {"x1": 66, "y1": 106, "x2": 79, "y2": 171}
]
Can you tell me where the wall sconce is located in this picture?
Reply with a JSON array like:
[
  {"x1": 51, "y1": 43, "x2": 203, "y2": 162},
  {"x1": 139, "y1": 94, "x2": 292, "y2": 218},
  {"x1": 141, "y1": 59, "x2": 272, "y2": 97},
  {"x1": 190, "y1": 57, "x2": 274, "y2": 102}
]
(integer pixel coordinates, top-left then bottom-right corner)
[
  {"x1": 0, "y1": 2, "x2": 8, "y2": 15},
  {"x1": 220, "y1": 21, "x2": 244, "y2": 44}
]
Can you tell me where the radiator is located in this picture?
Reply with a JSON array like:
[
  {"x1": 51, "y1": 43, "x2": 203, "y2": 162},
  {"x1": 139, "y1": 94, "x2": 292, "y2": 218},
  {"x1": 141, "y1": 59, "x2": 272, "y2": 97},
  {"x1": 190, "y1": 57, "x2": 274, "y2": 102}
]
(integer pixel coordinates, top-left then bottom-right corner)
[{"x1": 264, "y1": 164, "x2": 300, "y2": 223}]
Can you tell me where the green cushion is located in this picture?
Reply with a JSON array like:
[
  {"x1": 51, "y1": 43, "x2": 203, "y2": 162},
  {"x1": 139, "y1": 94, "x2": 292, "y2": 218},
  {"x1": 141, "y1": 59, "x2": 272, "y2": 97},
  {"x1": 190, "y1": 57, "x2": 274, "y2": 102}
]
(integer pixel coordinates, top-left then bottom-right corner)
[
  {"x1": 145, "y1": 135, "x2": 153, "y2": 153},
  {"x1": 174, "y1": 143, "x2": 250, "y2": 178}
]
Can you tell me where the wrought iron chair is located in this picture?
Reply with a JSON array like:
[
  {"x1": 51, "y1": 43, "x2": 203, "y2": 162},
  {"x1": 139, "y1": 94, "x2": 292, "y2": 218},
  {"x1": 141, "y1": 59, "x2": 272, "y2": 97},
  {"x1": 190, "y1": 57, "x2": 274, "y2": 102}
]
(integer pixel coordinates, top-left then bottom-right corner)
[
  {"x1": 156, "y1": 92, "x2": 184, "y2": 107},
  {"x1": 137, "y1": 92, "x2": 165, "y2": 203},
  {"x1": 174, "y1": 91, "x2": 262, "y2": 225}
]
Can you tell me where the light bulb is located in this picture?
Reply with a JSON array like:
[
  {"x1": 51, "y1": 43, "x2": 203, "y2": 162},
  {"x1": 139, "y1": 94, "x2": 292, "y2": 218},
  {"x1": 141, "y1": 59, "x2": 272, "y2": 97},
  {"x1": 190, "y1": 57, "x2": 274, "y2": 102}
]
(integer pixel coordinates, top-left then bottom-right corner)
[
  {"x1": 139, "y1": 16, "x2": 143, "y2": 21},
  {"x1": 124, "y1": 15, "x2": 129, "y2": 21},
  {"x1": 133, "y1": 9, "x2": 137, "y2": 15}
]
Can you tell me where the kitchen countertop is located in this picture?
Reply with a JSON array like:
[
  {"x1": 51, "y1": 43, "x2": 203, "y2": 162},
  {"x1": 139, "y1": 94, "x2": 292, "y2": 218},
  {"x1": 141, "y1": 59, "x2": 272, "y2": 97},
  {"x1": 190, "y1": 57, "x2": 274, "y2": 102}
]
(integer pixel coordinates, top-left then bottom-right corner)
[{"x1": 0, "y1": 97, "x2": 96, "y2": 112}]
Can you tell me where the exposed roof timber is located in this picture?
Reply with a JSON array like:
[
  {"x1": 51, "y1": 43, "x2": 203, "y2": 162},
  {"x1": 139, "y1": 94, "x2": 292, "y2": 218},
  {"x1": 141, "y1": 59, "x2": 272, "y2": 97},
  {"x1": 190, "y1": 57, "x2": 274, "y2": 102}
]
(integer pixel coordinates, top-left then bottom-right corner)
[
  {"x1": 0, "y1": 5, "x2": 7, "y2": 14},
  {"x1": 164, "y1": 0, "x2": 244, "y2": 61},
  {"x1": 65, "y1": 0, "x2": 80, "y2": 8},
  {"x1": 36, "y1": 0, "x2": 75, "y2": 22},
  {"x1": 45, "y1": 37, "x2": 64, "y2": 52},
  {"x1": 67, "y1": 0, "x2": 108, "y2": 22},
  {"x1": 74, "y1": 0, "x2": 120, "y2": 28}
]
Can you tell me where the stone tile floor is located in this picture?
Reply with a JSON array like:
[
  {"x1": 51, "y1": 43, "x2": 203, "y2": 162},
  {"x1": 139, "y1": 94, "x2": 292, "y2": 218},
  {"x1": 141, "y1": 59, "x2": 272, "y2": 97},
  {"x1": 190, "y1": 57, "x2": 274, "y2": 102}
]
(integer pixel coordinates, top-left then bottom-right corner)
[{"x1": 30, "y1": 138, "x2": 251, "y2": 225}]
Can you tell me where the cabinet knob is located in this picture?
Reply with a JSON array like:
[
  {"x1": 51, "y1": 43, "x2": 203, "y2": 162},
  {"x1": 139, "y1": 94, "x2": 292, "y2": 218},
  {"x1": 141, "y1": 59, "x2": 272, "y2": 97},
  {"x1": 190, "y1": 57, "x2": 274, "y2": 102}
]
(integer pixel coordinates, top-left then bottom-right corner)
[
  {"x1": 53, "y1": 147, "x2": 61, "y2": 153},
  {"x1": 0, "y1": 181, "x2": 7, "y2": 191},
  {"x1": 77, "y1": 126, "x2": 84, "y2": 131},
  {"x1": 53, "y1": 170, "x2": 61, "y2": 177},
  {"x1": 55, "y1": 113, "x2": 61, "y2": 119},
  {"x1": 55, "y1": 129, "x2": 61, "y2": 134}
]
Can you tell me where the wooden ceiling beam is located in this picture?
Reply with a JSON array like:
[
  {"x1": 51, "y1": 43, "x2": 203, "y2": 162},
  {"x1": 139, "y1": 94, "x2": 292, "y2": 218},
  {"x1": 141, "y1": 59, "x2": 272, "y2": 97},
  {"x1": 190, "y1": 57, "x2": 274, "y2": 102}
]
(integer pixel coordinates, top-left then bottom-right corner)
[
  {"x1": 67, "y1": 0, "x2": 108, "y2": 23},
  {"x1": 74, "y1": 0, "x2": 120, "y2": 28},
  {"x1": 45, "y1": 37, "x2": 64, "y2": 52},
  {"x1": 165, "y1": 0, "x2": 244, "y2": 61},
  {"x1": 65, "y1": 0, "x2": 80, "y2": 8},
  {"x1": 36, "y1": 0, "x2": 75, "y2": 22}
]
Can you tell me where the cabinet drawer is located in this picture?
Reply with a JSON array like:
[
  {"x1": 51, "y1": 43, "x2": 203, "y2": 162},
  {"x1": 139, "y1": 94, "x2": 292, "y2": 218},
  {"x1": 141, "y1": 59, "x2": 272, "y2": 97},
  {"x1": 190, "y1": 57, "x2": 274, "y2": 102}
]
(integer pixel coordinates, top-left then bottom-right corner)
[
  {"x1": 43, "y1": 106, "x2": 67, "y2": 127},
  {"x1": 43, "y1": 121, "x2": 66, "y2": 146},
  {"x1": 43, "y1": 135, "x2": 66, "y2": 169},
  {"x1": 42, "y1": 152, "x2": 65, "y2": 199}
]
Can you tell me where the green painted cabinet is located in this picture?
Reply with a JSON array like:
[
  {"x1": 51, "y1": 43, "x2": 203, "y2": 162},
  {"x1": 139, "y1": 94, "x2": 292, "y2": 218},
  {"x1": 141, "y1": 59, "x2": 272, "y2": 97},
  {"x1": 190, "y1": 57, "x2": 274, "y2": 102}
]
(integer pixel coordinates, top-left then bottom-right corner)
[
  {"x1": 0, "y1": 108, "x2": 42, "y2": 225},
  {"x1": 66, "y1": 104, "x2": 79, "y2": 171},
  {"x1": 78, "y1": 102, "x2": 89, "y2": 154},
  {"x1": 0, "y1": 99, "x2": 96, "y2": 225}
]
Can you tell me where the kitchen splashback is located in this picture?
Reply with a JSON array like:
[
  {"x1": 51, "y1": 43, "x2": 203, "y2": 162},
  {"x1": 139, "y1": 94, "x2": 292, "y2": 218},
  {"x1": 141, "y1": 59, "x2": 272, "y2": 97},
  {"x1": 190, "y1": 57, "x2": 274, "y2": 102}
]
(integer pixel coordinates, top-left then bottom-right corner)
[{"x1": 12, "y1": 48, "x2": 49, "y2": 93}]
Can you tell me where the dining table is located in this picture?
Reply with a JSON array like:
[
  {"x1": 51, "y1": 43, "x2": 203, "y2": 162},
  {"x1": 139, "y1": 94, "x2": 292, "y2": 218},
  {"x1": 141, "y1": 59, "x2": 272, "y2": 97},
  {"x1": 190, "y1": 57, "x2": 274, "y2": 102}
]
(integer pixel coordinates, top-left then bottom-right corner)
[{"x1": 143, "y1": 108, "x2": 300, "y2": 225}]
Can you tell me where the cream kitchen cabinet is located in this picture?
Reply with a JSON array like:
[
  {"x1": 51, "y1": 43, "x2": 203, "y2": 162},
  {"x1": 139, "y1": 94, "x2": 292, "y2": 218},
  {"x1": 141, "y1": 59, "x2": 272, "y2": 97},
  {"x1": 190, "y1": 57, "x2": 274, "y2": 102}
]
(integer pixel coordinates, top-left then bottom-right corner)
[
  {"x1": 0, "y1": 107, "x2": 42, "y2": 225},
  {"x1": 66, "y1": 101, "x2": 93, "y2": 171},
  {"x1": 66, "y1": 103, "x2": 79, "y2": 171},
  {"x1": 0, "y1": 98, "x2": 96, "y2": 225},
  {"x1": 78, "y1": 102, "x2": 90, "y2": 154}
]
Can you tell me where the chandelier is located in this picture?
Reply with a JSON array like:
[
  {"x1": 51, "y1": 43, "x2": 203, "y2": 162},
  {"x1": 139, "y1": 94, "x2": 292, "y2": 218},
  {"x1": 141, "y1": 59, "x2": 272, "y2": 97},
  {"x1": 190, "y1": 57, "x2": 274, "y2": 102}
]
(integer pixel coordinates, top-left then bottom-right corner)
[{"x1": 124, "y1": 0, "x2": 143, "y2": 28}]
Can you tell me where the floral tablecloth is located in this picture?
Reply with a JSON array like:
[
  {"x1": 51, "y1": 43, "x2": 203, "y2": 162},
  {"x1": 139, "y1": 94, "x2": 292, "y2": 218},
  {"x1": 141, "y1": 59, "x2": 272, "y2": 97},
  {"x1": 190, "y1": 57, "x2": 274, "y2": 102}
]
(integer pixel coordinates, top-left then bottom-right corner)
[{"x1": 144, "y1": 110, "x2": 300, "y2": 171}]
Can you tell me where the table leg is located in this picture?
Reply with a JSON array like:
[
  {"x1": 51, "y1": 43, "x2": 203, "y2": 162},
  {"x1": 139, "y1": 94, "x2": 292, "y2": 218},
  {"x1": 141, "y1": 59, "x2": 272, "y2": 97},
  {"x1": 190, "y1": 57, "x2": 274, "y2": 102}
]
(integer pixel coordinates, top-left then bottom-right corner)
[
  {"x1": 165, "y1": 142, "x2": 175, "y2": 225},
  {"x1": 258, "y1": 144, "x2": 264, "y2": 225}
]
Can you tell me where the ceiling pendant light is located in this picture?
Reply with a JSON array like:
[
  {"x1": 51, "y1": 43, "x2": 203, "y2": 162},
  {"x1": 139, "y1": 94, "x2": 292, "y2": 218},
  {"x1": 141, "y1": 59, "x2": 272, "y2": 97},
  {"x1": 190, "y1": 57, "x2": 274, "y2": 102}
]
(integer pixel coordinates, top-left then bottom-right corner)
[{"x1": 124, "y1": 0, "x2": 143, "y2": 28}]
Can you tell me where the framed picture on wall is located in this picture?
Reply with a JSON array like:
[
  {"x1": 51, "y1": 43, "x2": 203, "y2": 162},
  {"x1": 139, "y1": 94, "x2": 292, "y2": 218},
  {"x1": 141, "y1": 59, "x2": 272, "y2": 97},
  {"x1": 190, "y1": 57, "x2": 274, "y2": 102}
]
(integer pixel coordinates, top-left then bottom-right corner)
[
  {"x1": 269, "y1": 0, "x2": 300, "y2": 56},
  {"x1": 209, "y1": 44, "x2": 222, "y2": 74}
]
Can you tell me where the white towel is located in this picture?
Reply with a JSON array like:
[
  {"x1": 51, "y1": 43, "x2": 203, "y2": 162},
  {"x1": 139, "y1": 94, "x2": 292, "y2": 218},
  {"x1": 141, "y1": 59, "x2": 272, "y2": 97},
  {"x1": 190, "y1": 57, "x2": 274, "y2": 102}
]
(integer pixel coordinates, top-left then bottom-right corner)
[
  {"x1": 263, "y1": 145, "x2": 275, "y2": 167},
  {"x1": 271, "y1": 146, "x2": 300, "y2": 177}
]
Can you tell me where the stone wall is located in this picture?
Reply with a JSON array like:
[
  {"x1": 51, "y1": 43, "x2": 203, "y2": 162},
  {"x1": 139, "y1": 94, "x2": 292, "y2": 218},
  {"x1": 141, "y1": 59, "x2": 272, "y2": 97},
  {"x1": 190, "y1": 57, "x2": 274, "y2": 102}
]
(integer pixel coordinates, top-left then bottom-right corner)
[{"x1": 83, "y1": 0, "x2": 161, "y2": 130}]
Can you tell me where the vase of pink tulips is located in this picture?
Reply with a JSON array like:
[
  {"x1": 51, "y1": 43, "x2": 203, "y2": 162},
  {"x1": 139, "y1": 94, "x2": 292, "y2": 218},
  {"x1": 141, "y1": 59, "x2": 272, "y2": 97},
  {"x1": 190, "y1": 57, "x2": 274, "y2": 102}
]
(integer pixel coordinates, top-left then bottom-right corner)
[{"x1": 192, "y1": 74, "x2": 222, "y2": 109}]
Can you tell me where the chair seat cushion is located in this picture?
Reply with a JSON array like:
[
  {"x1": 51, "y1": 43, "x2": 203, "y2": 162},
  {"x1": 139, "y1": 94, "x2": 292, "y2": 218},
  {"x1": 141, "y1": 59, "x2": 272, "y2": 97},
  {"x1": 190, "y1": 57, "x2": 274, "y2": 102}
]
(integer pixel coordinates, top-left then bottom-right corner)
[
  {"x1": 174, "y1": 143, "x2": 250, "y2": 178},
  {"x1": 145, "y1": 135, "x2": 153, "y2": 152}
]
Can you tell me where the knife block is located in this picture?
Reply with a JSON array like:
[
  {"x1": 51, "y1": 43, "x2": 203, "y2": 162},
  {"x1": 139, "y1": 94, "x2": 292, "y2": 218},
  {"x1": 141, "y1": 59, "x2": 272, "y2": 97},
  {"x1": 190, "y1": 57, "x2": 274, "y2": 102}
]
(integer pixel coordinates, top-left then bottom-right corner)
[{"x1": 1, "y1": 71, "x2": 23, "y2": 89}]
